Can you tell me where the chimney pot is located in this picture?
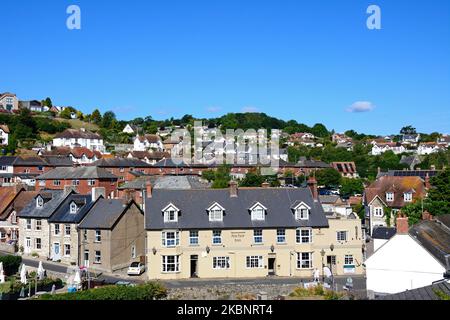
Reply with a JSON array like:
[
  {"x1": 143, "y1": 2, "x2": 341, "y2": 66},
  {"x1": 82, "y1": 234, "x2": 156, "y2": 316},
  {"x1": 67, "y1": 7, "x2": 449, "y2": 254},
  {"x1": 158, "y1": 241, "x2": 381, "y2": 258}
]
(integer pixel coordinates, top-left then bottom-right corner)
[
  {"x1": 307, "y1": 176, "x2": 318, "y2": 201},
  {"x1": 396, "y1": 213, "x2": 409, "y2": 234},
  {"x1": 230, "y1": 181, "x2": 238, "y2": 198}
]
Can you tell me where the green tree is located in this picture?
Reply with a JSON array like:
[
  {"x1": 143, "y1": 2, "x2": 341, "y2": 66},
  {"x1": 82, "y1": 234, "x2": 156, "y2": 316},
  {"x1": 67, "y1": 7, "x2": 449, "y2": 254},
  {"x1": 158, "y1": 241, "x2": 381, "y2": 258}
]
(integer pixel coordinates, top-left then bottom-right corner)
[
  {"x1": 42, "y1": 97, "x2": 53, "y2": 108},
  {"x1": 315, "y1": 168, "x2": 341, "y2": 188},
  {"x1": 427, "y1": 168, "x2": 450, "y2": 215},
  {"x1": 340, "y1": 178, "x2": 364, "y2": 197},
  {"x1": 239, "y1": 172, "x2": 266, "y2": 187},
  {"x1": 311, "y1": 123, "x2": 329, "y2": 138},
  {"x1": 101, "y1": 111, "x2": 117, "y2": 129},
  {"x1": 91, "y1": 109, "x2": 103, "y2": 125},
  {"x1": 400, "y1": 125, "x2": 417, "y2": 135}
]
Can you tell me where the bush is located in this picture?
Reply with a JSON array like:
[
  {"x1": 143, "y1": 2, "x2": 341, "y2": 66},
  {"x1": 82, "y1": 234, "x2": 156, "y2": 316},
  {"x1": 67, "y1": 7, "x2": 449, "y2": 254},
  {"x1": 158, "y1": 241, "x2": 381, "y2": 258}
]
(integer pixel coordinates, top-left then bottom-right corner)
[
  {"x1": 0, "y1": 255, "x2": 22, "y2": 276},
  {"x1": 40, "y1": 282, "x2": 167, "y2": 300}
]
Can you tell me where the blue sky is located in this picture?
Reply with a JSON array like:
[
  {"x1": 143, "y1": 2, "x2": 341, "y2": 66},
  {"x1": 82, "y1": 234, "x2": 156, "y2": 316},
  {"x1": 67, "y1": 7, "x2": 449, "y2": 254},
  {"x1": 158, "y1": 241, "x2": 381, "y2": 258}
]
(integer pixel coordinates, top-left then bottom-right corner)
[{"x1": 1, "y1": 0, "x2": 449, "y2": 135}]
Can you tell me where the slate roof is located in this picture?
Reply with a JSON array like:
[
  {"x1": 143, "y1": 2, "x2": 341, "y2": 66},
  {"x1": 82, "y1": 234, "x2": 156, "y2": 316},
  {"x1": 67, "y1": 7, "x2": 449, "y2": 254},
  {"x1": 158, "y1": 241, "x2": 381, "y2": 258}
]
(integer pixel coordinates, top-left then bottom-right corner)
[
  {"x1": 78, "y1": 198, "x2": 140, "y2": 229},
  {"x1": 379, "y1": 280, "x2": 450, "y2": 300},
  {"x1": 119, "y1": 175, "x2": 211, "y2": 190},
  {"x1": 48, "y1": 194, "x2": 95, "y2": 224},
  {"x1": 372, "y1": 226, "x2": 397, "y2": 240},
  {"x1": 54, "y1": 129, "x2": 102, "y2": 140},
  {"x1": 145, "y1": 188, "x2": 329, "y2": 230},
  {"x1": 0, "y1": 156, "x2": 17, "y2": 166},
  {"x1": 128, "y1": 151, "x2": 170, "y2": 160},
  {"x1": 36, "y1": 167, "x2": 117, "y2": 180},
  {"x1": 409, "y1": 216, "x2": 450, "y2": 268},
  {"x1": 319, "y1": 195, "x2": 341, "y2": 204},
  {"x1": 17, "y1": 190, "x2": 69, "y2": 219},
  {"x1": 92, "y1": 158, "x2": 152, "y2": 168},
  {"x1": 40, "y1": 156, "x2": 74, "y2": 167}
]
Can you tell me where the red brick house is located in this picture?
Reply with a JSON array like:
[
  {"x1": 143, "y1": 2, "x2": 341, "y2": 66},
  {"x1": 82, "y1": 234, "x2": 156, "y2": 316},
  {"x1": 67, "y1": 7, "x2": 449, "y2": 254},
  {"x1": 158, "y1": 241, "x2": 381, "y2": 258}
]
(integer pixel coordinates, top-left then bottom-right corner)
[
  {"x1": 91, "y1": 158, "x2": 154, "y2": 184},
  {"x1": 35, "y1": 166, "x2": 119, "y2": 198}
]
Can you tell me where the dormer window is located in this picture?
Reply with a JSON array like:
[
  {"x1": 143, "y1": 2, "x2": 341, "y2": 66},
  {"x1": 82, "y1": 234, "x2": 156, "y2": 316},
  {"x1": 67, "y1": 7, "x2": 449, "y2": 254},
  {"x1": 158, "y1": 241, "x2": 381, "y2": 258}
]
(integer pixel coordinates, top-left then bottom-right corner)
[
  {"x1": 404, "y1": 192, "x2": 413, "y2": 202},
  {"x1": 162, "y1": 203, "x2": 179, "y2": 223},
  {"x1": 292, "y1": 202, "x2": 311, "y2": 220},
  {"x1": 249, "y1": 203, "x2": 267, "y2": 221},
  {"x1": 70, "y1": 202, "x2": 78, "y2": 214},
  {"x1": 207, "y1": 203, "x2": 225, "y2": 222},
  {"x1": 36, "y1": 196, "x2": 44, "y2": 208},
  {"x1": 386, "y1": 192, "x2": 394, "y2": 202}
]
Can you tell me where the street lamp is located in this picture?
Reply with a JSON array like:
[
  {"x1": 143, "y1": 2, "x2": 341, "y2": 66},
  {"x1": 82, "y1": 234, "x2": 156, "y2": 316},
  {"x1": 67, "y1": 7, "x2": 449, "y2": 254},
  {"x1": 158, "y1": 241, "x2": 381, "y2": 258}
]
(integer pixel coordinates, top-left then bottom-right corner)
[
  {"x1": 320, "y1": 249, "x2": 326, "y2": 283},
  {"x1": 329, "y1": 244, "x2": 335, "y2": 290}
]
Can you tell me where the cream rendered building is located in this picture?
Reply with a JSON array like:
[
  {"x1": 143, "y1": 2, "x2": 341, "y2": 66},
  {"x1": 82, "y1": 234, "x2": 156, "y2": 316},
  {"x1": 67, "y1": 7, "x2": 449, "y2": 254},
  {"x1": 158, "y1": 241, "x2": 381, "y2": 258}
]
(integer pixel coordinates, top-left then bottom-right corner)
[{"x1": 145, "y1": 181, "x2": 365, "y2": 280}]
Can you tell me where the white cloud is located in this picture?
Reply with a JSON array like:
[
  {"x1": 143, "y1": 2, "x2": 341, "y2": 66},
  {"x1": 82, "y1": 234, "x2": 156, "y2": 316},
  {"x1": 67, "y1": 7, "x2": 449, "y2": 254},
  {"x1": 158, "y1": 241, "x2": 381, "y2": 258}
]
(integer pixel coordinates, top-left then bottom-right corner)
[
  {"x1": 206, "y1": 106, "x2": 221, "y2": 113},
  {"x1": 346, "y1": 101, "x2": 376, "y2": 113},
  {"x1": 242, "y1": 106, "x2": 260, "y2": 113}
]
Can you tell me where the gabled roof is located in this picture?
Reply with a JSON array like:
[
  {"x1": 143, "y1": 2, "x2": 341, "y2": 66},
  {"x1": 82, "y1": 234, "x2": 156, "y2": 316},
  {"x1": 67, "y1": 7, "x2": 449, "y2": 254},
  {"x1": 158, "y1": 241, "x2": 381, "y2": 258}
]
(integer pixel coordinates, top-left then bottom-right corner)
[
  {"x1": 364, "y1": 176, "x2": 426, "y2": 208},
  {"x1": 409, "y1": 216, "x2": 450, "y2": 268},
  {"x1": 0, "y1": 187, "x2": 25, "y2": 220},
  {"x1": 207, "y1": 202, "x2": 225, "y2": 211},
  {"x1": 379, "y1": 280, "x2": 450, "y2": 300},
  {"x1": 0, "y1": 125, "x2": 10, "y2": 133},
  {"x1": 48, "y1": 194, "x2": 95, "y2": 224},
  {"x1": 17, "y1": 190, "x2": 70, "y2": 218},
  {"x1": 36, "y1": 167, "x2": 117, "y2": 180},
  {"x1": 41, "y1": 147, "x2": 102, "y2": 160},
  {"x1": 0, "y1": 156, "x2": 17, "y2": 166},
  {"x1": 137, "y1": 134, "x2": 161, "y2": 143},
  {"x1": 145, "y1": 188, "x2": 329, "y2": 230},
  {"x1": 78, "y1": 199, "x2": 142, "y2": 230}
]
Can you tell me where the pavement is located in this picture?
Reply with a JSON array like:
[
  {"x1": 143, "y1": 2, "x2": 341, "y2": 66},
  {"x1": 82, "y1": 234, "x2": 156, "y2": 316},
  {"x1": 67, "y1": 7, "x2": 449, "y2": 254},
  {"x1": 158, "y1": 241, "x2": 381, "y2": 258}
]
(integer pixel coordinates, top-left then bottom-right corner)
[{"x1": 1, "y1": 251, "x2": 367, "y2": 298}]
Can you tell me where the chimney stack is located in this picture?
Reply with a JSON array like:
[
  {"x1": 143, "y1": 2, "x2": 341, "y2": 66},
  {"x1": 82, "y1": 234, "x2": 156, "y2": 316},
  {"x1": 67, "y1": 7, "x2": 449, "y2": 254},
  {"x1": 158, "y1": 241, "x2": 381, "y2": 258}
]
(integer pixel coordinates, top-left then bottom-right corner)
[
  {"x1": 64, "y1": 185, "x2": 77, "y2": 195},
  {"x1": 230, "y1": 181, "x2": 238, "y2": 198},
  {"x1": 145, "y1": 180, "x2": 152, "y2": 198},
  {"x1": 91, "y1": 187, "x2": 106, "y2": 202},
  {"x1": 396, "y1": 213, "x2": 409, "y2": 234},
  {"x1": 261, "y1": 182, "x2": 270, "y2": 189},
  {"x1": 307, "y1": 175, "x2": 318, "y2": 201}
]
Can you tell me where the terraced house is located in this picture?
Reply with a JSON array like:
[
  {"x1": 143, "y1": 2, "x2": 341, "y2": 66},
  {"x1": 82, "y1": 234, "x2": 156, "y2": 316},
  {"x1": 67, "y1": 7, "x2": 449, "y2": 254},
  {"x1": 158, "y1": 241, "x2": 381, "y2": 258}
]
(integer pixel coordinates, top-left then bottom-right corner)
[{"x1": 145, "y1": 179, "x2": 364, "y2": 280}]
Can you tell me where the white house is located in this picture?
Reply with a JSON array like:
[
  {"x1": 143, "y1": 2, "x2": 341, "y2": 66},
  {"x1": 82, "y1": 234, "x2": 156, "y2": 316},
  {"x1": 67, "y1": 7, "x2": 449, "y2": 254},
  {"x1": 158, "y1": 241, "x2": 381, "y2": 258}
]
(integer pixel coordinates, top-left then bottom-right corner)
[
  {"x1": 53, "y1": 128, "x2": 105, "y2": 153},
  {"x1": 0, "y1": 92, "x2": 19, "y2": 112},
  {"x1": 366, "y1": 214, "x2": 450, "y2": 297},
  {"x1": 123, "y1": 124, "x2": 138, "y2": 134},
  {"x1": 133, "y1": 134, "x2": 164, "y2": 152},
  {"x1": 417, "y1": 143, "x2": 445, "y2": 155},
  {"x1": 371, "y1": 142, "x2": 406, "y2": 156},
  {"x1": 0, "y1": 125, "x2": 9, "y2": 146}
]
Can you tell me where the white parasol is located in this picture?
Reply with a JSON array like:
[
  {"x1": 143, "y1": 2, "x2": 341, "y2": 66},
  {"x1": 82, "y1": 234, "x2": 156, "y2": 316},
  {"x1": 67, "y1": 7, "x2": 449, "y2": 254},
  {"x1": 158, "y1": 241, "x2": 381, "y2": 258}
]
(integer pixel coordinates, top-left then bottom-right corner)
[
  {"x1": 73, "y1": 269, "x2": 81, "y2": 286},
  {"x1": 0, "y1": 262, "x2": 4, "y2": 283},
  {"x1": 20, "y1": 264, "x2": 27, "y2": 284},
  {"x1": 37, "y1": 261, "x2": 45, "y2": 280}
]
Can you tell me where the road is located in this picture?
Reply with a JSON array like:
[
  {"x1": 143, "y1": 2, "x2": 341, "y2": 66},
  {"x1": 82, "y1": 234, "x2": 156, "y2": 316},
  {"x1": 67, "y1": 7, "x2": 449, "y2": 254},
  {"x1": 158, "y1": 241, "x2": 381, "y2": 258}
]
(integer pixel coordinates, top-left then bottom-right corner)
[{"x1": 2, "y1": 252, "x2": 366, "y2": 297}]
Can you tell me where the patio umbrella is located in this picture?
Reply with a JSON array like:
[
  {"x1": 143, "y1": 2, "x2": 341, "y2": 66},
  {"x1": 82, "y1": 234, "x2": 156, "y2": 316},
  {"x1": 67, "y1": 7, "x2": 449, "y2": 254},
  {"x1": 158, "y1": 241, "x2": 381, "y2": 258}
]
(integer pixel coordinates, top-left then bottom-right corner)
[
  {"x1": 19, "y1": 287, "x2": 25, "y2": 298},
  {"x1": 0, "y1": 262, "x2": 4, "y2": 284},
  {"x1": 20, "y1": 264, "x2": 27, "y2": 285},
  {"x1": 73, "y1": 269, "x2": 81, "y2": 287},
  {"x1": 37, "y1": 261, "x2": 45, "y2": 280},
  {"x1": 51, "y1": 284, "x2": 56, "y2": 295}
]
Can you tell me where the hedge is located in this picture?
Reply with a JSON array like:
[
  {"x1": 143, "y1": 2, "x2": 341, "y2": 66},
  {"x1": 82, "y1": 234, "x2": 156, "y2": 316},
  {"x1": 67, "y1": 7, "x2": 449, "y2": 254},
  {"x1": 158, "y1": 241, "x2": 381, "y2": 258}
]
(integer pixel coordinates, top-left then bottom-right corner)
[
  {"x1": 40, "y1": 282, "x2": 167, "y2": 300},
  {"x1": 0, "y1": 255, "x2": 22, "y2": 276}
]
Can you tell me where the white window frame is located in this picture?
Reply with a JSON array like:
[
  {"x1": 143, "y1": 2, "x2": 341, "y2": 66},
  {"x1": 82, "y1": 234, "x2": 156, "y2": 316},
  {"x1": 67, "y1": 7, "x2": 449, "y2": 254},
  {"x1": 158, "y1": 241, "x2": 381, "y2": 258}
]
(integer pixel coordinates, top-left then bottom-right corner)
[
  {"x1": 36, "y1": 196, "x2": 44, "y2": 208},
  {"x1": 297, "y1": 252, "x2": 313, "y2": 269},
  {"x1": 88, "y1": 179, "x2": 96, "y2": 186},
  {"x1": 64, "y1": 244, "x2": 71, "y2": 257},
  {"x1": 26, "y1": 219, "x2": 32, "y2": 230},
  {"x1": 293, "y1": 202, "x2": 311, "y2": 221},
  {"x1": 212, "y1": 230, "x2": 222, "y2": 245},
  {"x1": 404, "y1": 192, "x2": 413, "y2": 202},
  {"x1": 296, "y1": 228, "x2": 313, "y2": 244},
  {"x1": 246, "y1": 256, "x2": 264, "y2": 269},
  {"x1": 344, "y1": 254, "x2": 354, "y2": 266},
  {"x1": 162, "y1": 255, "x2": 180, "y2": 273},
  {"x1": 373, "y1": 207, "x2": 384, "y2": 217},
  {"x1": 386, "y1": 192, "x2": 394, "y2": 202},
  {"x1": 25, "y1": 237, "x2": 31, "y2": 249},
  {"x1": 208, "y1": 203, "x2": 225, "y2": 222},
  {"x1": 70, "y1": 202, "x2": 78, "y2": 214},
  {"x1": 189, "y1": 230, "x2": 199, "y2": 246},
  {"x1": 53, "y1": 180, "x2": 61, "y2": 186},
  {"x1": 162, "y1": 231, "x2": 180, "y2": 247},
  {"x1": 162, "y1": 204, "x2": 179, "y2": 223},
  {"x1": 277, "y1": 229, "x2": 286, "y2": 244},
  {"x1": 249, "y1": 202, "x2": 267, "y2": 221},
  {"x1": 54, "y1": 224, "x2": 60, "y2": 235},
  {"x1": 253, "y1": 229, "x2": 263, "y2": 244},
  {"x1": 95, "y1": 230, "x2": 101, "y2": 242},
  {"x1": 94, "y1": 250, "x2": 101, "y2": 264},
  {"x1": 131, "y1": 245, "x2": 136, "y2": 259},
  {"x1": 337, "y1": 231, "x2": 348, "y2": 242},
  {"x1": 64, "y1": 224, "x2": 71, "y2": 236},
  {"x1": 35, "y1": 220, "x2": 42, "y2": 231},
  {"x1": 213, "y1": 256, "x2": 231, "y2": 270},
  {"x1": 35, "y1": 238, "x2": 42, "y2": 250}
]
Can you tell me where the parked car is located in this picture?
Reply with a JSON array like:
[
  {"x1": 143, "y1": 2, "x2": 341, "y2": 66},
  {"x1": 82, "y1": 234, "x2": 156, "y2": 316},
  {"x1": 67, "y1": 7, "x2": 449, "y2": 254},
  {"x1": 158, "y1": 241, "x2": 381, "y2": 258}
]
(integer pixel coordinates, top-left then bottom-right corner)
[{"x1": 127, "y1": 262, "x2": 145, "y2": 276}]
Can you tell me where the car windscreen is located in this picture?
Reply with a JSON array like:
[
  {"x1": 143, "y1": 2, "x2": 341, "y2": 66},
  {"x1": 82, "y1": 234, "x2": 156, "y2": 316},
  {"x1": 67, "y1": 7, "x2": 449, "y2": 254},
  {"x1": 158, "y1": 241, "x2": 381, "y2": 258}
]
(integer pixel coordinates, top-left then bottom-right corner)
[{"x1": 130, "y1": 262, "x2": 140, "y2": 267}]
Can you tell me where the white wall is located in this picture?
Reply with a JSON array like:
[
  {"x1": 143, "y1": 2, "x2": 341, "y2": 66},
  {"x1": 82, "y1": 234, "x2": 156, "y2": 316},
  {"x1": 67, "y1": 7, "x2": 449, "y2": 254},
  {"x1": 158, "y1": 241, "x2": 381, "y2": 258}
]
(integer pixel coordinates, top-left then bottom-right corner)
[{"x1": 366, "y1": 234, "x2": 445, "y2": 294}]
